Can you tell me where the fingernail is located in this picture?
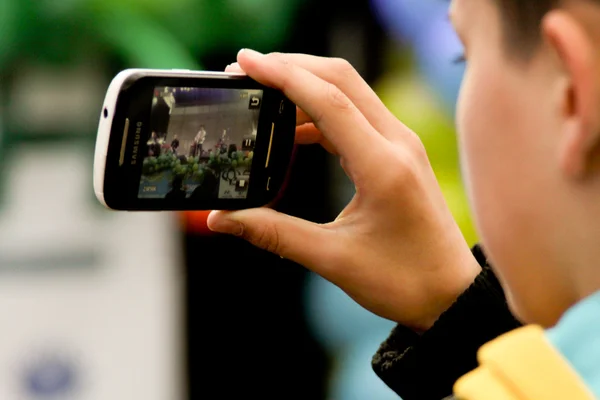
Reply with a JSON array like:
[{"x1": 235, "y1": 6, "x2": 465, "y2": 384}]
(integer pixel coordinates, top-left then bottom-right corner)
[
  {"x1": 209, "y1": 216, "x2": 244, "y2": 236},
  {"x1": 238, "y1": 48, "x2": 263, "y2": 58}
]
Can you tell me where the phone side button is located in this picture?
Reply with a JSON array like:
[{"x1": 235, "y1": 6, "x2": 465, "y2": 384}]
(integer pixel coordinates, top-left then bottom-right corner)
[
  {"x1": 265, "y1": 122, "x2": 275, "y2": 168},
  {"x1": 266, "y1": 176, "x2": 271, "y2": 191}
]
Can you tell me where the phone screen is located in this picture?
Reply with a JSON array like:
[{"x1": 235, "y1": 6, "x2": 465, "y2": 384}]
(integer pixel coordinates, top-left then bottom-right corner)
[{"x1": 138, "y1": 86, "x2": 263, "y2": 201}]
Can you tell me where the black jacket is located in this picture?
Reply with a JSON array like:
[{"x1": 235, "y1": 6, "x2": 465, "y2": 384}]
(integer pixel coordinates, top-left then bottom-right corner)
[{"x1": 372, "y1": 246, "x2": 522, "y2": 400}]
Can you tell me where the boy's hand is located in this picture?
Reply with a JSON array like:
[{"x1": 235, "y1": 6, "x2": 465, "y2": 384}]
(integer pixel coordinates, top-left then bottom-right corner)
[{"x1": 208, "y1": 50, "x2": 480, "y2": 331}]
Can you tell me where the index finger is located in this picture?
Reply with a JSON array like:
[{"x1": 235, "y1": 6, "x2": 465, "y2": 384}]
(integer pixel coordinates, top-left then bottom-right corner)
[
  {"x1": 236, "y1": 49, "x2": 387, "y2": 171},
  {"x1": 225, "y1": 62, "x2": 313, "y2": 126}
]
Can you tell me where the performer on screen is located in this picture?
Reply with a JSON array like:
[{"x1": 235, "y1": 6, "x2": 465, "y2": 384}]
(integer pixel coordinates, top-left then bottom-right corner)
[
  {"x1": 216, "y1": 129, "x2": 229, "y2": 154},
  {"x1": 170, "y1": 135, "x2": 180, "y2": 156},
  {"x1": 194, "y1": 126, "x2": 207, "y2": 157}
]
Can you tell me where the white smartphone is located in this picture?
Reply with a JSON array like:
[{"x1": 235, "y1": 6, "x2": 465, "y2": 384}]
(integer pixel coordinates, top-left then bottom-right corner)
[{"x1": 94, "y1": 69, "x2": 296, "y2": 210}]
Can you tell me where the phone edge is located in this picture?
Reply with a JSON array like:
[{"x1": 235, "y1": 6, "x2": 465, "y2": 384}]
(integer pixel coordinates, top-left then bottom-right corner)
[{"x1": 93, "y1": 68, "x2": 249, "y2": 210}]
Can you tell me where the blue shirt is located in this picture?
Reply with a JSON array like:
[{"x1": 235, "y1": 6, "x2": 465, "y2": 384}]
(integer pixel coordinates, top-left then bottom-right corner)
[{"x1": 546, "y1": 290, "x2": 600, "y2": 398}]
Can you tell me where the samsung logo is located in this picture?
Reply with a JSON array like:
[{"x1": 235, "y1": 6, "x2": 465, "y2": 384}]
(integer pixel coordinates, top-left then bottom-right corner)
[{"x1": 131, "y1": 121, "x2": 143, "y2": 165}]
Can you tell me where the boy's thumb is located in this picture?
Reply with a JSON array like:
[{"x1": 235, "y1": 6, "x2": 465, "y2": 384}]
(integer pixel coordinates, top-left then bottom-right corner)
[{"x1": 207, "y1": 208, "x2": 329, "y2": 266}]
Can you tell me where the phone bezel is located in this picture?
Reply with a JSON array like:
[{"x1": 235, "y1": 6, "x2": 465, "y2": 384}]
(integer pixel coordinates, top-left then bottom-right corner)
[{"x1": 95, "y1": 70, "x2": 295, "y2": 211}]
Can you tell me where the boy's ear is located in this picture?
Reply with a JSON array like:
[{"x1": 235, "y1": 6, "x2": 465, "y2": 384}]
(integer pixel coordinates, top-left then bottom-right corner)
[{"x1": 542, "y1": 10, "x2": 600, "y2": 179}]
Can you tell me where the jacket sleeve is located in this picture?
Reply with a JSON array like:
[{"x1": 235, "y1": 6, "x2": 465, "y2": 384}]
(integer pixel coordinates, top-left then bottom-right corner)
[{"x1": 371, "y1": 246, "x2": 522, "y2": 400}]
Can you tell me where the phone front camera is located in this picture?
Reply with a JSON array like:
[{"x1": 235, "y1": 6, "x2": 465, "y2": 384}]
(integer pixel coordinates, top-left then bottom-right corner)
[{"x1": 103, "y1": 108, "x2": 108, "y2": 118}]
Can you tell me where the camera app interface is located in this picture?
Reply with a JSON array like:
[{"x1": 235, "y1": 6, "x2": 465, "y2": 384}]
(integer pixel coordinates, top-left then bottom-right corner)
[{"x1": 138, "y1": 86, "x2": 262, "y2": 200}]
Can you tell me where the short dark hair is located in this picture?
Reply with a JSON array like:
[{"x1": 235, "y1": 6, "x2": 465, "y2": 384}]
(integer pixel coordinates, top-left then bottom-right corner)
[{"x1": 493, "y1": 0, "x2": 560, "y2": 57}]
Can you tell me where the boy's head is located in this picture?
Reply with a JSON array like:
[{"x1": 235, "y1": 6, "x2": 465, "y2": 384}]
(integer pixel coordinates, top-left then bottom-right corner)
[{"x1": 450, "y1": 0, "x2": 600, "y2": 327}]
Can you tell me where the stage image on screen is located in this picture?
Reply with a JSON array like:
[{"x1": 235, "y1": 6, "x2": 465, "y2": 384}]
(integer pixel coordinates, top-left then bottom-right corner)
[{"x1": 138, "y1": 86, "x2": 262, "y2": 200}]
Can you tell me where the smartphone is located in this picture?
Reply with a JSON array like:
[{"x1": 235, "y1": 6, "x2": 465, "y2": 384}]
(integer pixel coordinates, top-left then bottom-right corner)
[{"x1": 93, "y1": 69, "x2": 296, "y2": 211}]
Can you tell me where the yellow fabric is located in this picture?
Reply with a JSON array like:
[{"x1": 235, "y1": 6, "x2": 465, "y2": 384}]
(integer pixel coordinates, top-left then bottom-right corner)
[
  {"x1": 453, "y1": 325, "x2": 595, "y2": 400},
  {"x1": 454, "y1": 368, "x2": 519, "y2": 400}
]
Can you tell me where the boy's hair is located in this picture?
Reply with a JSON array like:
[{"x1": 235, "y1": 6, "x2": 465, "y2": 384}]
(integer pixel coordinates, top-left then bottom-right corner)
[{"x1": 494, "y1": 0, "x2": 559, "y2": 57}]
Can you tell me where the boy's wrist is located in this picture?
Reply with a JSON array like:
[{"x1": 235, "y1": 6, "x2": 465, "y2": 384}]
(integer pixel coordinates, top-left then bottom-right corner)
[
  {"x1": 373, "y1": 261, "x2": 522, "y2": 400},
  {"x1": 411, "y1": 248, "x2": 484, "y2": 333},
  {"x1": 419, "y1": 256, "x2": 481, "y2": 332}
]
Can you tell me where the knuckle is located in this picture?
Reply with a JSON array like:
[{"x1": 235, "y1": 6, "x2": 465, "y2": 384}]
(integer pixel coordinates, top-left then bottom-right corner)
[
  {"x1": 406, "y1": 133, "x2": 430, "y2": 165},
  {"x1": 379, "y1": 151, "x2": 420, "y2": 190},
  {"x1": 269, "y1": 52, "x2": 287, "y2": 65},
  {"x1": 403, "y1": 131, "x2": 428, "y2": 159},
  {"x1": 269, "y1": 52, "x2": 290, "y2": 67},
  {"x1": 394, "y1": 121, "x2": 428, "y2": 156},
  {"x1": 325, "y1": 82, "x2": 353, "y2": 111},
  {"x1": 389, "y1": 122, "x2": 430, "y2": 167},
  {"x1": 247, "y1": 223, "x2": 282, "y2": 255},
  {"x1": 331, "y1": 57, "x2": 356, "y2": 78},
  {"x1": 271, "y1": 56, "x2": 294, "y2": 93}
]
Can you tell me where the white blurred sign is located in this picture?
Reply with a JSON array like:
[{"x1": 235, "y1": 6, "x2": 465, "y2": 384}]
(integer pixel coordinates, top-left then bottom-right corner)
[{"x1": 0, "y1": 146, "x2": 183, "y2": 400}]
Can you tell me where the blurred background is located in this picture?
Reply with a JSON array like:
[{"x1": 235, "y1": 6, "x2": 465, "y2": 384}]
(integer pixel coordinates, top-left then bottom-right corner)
[{"x1": 0, "y1": 0, "x2": 475, "y2": 399}]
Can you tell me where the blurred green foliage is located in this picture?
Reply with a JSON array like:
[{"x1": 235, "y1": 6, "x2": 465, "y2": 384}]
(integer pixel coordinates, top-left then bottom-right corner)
[
  {"x1": 0, "y1": 0, "x2": 302, "y2": 207},
  {"x1": 0, "y1": 0, "x2": 302, "y2": 70},
  {"x1": 0, "y1": 0, "x2": 477, "y2": 245}
]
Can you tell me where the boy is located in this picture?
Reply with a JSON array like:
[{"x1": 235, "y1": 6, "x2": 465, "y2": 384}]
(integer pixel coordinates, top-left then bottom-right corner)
[{"x1": 208, "y1": 0, "x2": 600, "y2": 398}]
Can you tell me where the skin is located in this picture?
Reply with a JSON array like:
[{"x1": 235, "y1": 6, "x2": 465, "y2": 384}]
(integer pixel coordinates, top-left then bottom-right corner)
[
  {"x1": 451, "y1": 0, "x2": 600, "y2": 326},
  {"x1": 208, "y1": 0, "x2": 600, "y2": 330},
  {"x1": 209, "y1": 51, "x2": 481, "y2": 332}
]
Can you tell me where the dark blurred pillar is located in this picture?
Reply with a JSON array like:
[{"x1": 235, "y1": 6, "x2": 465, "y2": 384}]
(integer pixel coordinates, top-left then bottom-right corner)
[
  {"x1": 184, "y1": 1, "x2": 386, "y2": 398},
  {"x1": 183, "y1": 143, "x2": 330, "y2": 399}
]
